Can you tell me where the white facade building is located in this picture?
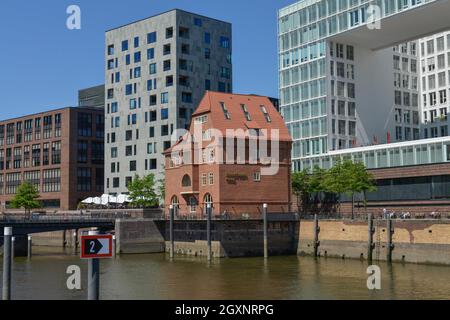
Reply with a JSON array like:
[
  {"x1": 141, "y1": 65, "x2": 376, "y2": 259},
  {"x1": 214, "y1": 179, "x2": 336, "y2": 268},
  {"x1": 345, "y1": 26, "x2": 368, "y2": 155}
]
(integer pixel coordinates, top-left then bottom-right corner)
[
  {"x1": 420, "y1": 31, "x2": 450, "y2": 138},
  {"x1": 278, "y1": 0, "x2": 450, "y2": 171}
]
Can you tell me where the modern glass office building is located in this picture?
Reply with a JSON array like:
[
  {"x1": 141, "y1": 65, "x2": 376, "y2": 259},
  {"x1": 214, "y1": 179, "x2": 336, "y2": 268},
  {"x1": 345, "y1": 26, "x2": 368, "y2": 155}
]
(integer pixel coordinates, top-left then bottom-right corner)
[
  {"x1": 300, "y1": 135, "x2": 450, "y2": 170},
  {"x1": 278, "y1": 0, "x2": 450, "y2": 172}
]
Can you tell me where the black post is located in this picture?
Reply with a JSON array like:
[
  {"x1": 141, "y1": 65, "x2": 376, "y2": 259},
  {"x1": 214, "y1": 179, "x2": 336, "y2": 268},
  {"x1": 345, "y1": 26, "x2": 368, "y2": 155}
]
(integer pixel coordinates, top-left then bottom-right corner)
[
  {"x1": 63, "y1": 230, "x2": 67, "y2": 248},
  {"x1": 112, "y1": 235, "x2": 116, "y2": 258},
  {"x1": 87, "y1": 231, "x2": 100, "y2": 300},
  {"x1": 28, "y1": 235, "x2": 32, "y2": 259},
  {"x1": 387, "y1": 216, "x2": 394, "y2": 263},
  {"x1": 207, "y1": 204, "x2": 212, "y2": 261},
  {"x1": 263, "y1": 203, "x2": 268, "y2": 259},
  {"x1": 72, "y1": 230, "x2": 78, "y2": 255},
  {"x1": 169, "y1": 205, "x2": 175, "y2": 259},
  {"x1": 368, "y1": 213, "x2": 374, "y2": 263},
  {"x1": 313, "y1": 214, "x2": 320, "y2": 257},
  {"x1": 11, "y1": 236, "x2": 15, "y2": 261},
  {"x1": 2, "y1": 227, "x2": 12, "y2": 300}
]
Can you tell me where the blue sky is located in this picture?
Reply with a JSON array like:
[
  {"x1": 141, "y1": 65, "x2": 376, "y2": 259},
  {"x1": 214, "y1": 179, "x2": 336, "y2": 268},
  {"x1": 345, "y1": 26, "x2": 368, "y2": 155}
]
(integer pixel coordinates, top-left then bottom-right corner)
[{"x1": 0, "y1": 0, "x2": 295, "y2": 120}]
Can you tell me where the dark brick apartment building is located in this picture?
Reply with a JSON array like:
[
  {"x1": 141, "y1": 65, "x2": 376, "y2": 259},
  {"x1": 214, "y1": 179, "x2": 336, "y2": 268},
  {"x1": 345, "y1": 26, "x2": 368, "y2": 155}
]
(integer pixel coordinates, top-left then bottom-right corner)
[
  {"x1": 164, "y1": 91, "x2": 292, "y2": 217},
  {"x1": 0, "y1": 107, "x2": 104, "y2": 211}
]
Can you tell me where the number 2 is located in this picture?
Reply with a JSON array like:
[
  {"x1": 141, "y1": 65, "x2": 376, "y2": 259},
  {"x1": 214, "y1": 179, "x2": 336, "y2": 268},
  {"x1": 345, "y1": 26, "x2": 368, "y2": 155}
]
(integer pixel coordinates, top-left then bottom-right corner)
[{"x1": 90, "y1": 241, "x2": 95, "y2": 253}]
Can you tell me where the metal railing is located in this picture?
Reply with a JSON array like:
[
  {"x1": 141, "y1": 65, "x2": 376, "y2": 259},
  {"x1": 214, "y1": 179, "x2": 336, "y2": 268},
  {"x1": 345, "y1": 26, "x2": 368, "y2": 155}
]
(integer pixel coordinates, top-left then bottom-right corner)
[
  {"x1": 161, "y1": 211, "x2": 300, "y2": 222},
  {"x1": 0, "y1": 214, "x2": 115, "y2": 223},
  {"x1": 299, "y1": 211, "x2": 450, "y2": 220}
]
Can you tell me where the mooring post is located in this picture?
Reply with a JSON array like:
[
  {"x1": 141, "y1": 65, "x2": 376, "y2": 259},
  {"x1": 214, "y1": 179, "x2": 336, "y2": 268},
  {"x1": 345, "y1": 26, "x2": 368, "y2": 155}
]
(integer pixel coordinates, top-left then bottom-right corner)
[
  {"x1": 112, "y1": 235, "x2": 117, "y2": 258},
  {"x1": 169, "y1": 205, "x2": 174, "y2": 259},
  {"x1": 368, "y1": 213, "x2": 374, "y2": 263},
  {"x1": 387, "y1": 215, "x2": 394, "y2": 263},
  {"x1": 206, "y1": 204, "x2": 212, "y2": 261},
  {"x1": 313, "y1": 214, "x2": 320, "y2": 257},
  {"x1": 87, "y1": 230, "x2": 100, "y2": 300},
  {"x1": 2, "y1": 227, "x2": 12, "y2": 300},
  {"x1": 72, "y1": 230, "x2": 78, "y2": 254},
  {"x1": 27, "y1": 235, "x2": 32, "y2": 259},
  {"x1": 11, "y1": 236, "x2": 15, "y2": 261},
  {"x1": 263, "y1": 203, "x2": 268, "y2": 259},
  {"x1": 63, "y1": 230, "x2": 67, "y2": 248}
]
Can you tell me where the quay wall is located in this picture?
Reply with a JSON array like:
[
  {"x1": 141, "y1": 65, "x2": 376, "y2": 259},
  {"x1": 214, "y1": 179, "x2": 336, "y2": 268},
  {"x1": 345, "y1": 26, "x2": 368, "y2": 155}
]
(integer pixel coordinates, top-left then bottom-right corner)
[
  {"x1": 299, "y1": 219, "x2": 450, "y2": 265},
  {"x1": 165, "y1": 220, "x2": 299, "y2": 258},
  {"x1": 111, "y1": 219, "x2": 299, "y2": 257}
]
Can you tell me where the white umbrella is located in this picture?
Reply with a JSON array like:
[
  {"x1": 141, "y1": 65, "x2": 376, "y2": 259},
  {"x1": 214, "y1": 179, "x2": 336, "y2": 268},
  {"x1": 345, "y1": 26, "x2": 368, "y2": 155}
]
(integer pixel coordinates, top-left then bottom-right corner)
[
  {"x1": 100, "y1": 194, "x2": 111, "y2": 206},
  {"x1": 117, "y1": 194, "x2": 131, "y2": 204},
  {"x1": 92, "y1": 197, "x2": 102, "y2": 205},
  {"x1": 108, "y1": 196, "x2": 118, "y2": 204},
  {"x1": 81, "y1": 197, "x2": 94, "y2": 204}
]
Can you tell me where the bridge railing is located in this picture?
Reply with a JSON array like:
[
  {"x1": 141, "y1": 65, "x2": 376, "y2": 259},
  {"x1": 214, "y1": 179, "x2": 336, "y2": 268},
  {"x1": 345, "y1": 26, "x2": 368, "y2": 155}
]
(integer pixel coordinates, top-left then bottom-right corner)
[{"x1": 0, "y1": 214, "x2": 115, "y2": 223}]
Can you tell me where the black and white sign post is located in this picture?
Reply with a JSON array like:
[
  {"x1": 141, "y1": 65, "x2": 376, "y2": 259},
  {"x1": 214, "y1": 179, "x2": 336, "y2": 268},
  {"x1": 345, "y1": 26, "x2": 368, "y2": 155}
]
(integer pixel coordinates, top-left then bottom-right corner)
[
  {"x1": 80, "y1": 231, "x2": 113, "y2": 300},
  {"x1": 2, "y1": 227, "x2": 12, "y2": 300}
]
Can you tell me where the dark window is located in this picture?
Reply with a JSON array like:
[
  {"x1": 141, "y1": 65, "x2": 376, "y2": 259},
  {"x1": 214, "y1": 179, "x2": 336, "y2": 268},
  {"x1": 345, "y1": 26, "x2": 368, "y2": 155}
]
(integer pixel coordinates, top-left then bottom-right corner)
[
  {"x1": 147, "y1": 32, "x2": 157, "y2": 44},
  {"x1": 91, "y1": 142, "x2": 104, "y2": 164},
  {"x1": 43, "y1": 116, "x2": 52, "y2": 139},
  {"x1": 77, "y1": 168, "x2": 92, "y2": 192},
  {"x1": 166, "y1": 27, "x2": 173, "y2": 39},
  {"x1": 125, "y1": 145, "x2": 133, "y2": 157},
  {"x1": 42, "y1": 143, "x2": 49, "y2": 166},
  {"x1": 130, "y1": 160, "x2": 137, "y2": 172},
  {"x1": 77, "y1": 141, "x2": 88, "y2": 163},
  {"x1": 95, "y1": 168, "x2": 104, "y2": 192},
  {"x1": 78, "y1": 113, "x2": 92, "y2": 137},
  {"x1": 122, "y1": 40, "x2": 128, "y2": 51},
  {"x1": 164, "y1": 141, "x2": 171, "y2": 151},
  {"x1": 161, "y1": 125, "x2": 169, "y2": 136},
  {"x1": 52, "y1": 141, "x2": 61, "y2": 165},
  {"x1": 125, "y1": 130, "x2": 133, "y2": 141},
  {"x1": 181, "y1": 92, "x2": 192, "y2": 103},
  {"x1": 179, "y1": 27, "x2": 190, "y2": 39},
  {"x1": 194, "y1": 18, "x2": 202, "y2": 27},
  {"x1": 149, "y1": 159, "x2": 157, "y2": 170},
  {"x1": 95, "y1": 115, "x2": 104, "y2": 139}
]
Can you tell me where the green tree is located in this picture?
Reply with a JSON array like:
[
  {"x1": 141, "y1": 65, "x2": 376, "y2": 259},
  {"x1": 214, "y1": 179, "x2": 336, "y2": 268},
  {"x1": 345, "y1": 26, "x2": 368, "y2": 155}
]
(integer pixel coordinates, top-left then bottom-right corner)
[
  {"x1": 157, "y1": 178, "x2": 165, "y2": 203},
  {"x1": 10, "y1": 182, "x2": 41, "y2": 218},
  {"x1": 292, "y1": 169, "x2": 311, "y2": 212},
  {"x1": 309, "y1": 166, "x2": 327, "y2": 203},
  {"x1": 322, "y1": 161, "x2": 349, "y2": 216},
  {"x1": 349, "y1": 161, "x2": 377, "y2": 217},
  {"x1": 127, "y1": 174, "x2": 159, "y2": 208}
]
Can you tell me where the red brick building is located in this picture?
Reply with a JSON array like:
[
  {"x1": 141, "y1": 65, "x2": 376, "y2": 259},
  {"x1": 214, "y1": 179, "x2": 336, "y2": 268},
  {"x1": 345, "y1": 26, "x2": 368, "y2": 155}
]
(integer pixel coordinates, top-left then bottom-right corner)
[
  {"x1": 164, "y1": 92, "x2": 292, "y2": 218},
  {"x1": 0, "y1": 107, "x2": 104, "y2": 211}
]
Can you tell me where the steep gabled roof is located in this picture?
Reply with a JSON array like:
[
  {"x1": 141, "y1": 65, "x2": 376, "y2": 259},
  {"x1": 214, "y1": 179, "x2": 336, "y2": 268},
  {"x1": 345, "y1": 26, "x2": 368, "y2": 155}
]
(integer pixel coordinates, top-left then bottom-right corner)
[{"x1": 192, "y1": 91, "x2": 292, "y2": 142}]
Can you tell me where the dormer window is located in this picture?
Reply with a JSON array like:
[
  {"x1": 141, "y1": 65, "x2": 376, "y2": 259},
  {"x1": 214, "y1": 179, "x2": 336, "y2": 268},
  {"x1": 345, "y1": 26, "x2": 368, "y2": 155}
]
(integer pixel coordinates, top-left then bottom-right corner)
[
  {"x1": 260, "y1": 105, "x2": 271, "y2": 123},
  {"x1": 194, "y1": 115, "x2": 208, "y2": 124},
  {"x1": 220, "y1": 102, "x2": 231, "y2": 120},
  {"x1": 241, "y1": 104, "x2": 251, "y2": 121}
]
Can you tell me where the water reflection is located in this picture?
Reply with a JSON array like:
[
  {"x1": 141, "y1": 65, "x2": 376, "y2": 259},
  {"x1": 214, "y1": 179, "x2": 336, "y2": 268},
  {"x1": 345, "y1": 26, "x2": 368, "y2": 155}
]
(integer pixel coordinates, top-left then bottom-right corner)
[{"x1": 0, "y1": 247, "x2": 449, "y2": 300}]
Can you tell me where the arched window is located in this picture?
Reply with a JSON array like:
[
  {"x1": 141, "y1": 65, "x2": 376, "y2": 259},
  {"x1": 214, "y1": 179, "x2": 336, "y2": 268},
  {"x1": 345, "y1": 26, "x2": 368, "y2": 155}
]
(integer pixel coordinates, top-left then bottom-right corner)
[
  {"x1": 182, "y1": 175, "x2": 192, "y2": 187},
  {"x1": 171, "y1": 196, "x2": 179, "y2": 207},
  {"x1": 203, "y1": 194, "x2": 213, "y2": 215},
  {"x1": 203, "y1": 193, "x2": 213, "y2": 207},
  {"x1": 189, "y1": 197, "x2": 198, "y2": 213}
]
